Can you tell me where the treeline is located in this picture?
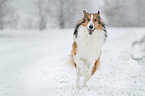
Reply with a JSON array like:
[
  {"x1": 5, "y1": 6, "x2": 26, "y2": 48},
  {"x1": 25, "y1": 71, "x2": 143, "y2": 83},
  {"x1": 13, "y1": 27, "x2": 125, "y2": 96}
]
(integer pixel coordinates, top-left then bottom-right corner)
[
  {"x1": 0, "y1": 0, "x2": 91, "y2": 30},
  {"x1": 0, "y1": 0, "x2": 145, "y2": 30},
  {"x1": 103, "y1": 0, "x2": 145, "y2": 27}
]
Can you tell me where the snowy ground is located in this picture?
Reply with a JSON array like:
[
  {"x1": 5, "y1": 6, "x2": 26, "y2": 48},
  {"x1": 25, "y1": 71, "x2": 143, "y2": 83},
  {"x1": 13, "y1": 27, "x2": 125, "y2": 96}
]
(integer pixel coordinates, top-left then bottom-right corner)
[{"x1": 0, "y1": 28, "x2": 145, "y2": 96}]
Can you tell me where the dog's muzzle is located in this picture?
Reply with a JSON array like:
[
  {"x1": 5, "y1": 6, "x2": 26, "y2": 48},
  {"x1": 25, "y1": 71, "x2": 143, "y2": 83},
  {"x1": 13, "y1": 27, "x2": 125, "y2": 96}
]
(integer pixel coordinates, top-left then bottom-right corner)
[{"x1": 88, "y1": 25, "x2": 95, "y2": 35}]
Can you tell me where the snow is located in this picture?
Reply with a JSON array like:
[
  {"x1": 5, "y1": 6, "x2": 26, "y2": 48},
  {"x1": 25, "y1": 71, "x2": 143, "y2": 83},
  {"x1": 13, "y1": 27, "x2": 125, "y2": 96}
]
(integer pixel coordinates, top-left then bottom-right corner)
[{"x1": 0, "y1": 28, "x2": 145, "y2": 96}]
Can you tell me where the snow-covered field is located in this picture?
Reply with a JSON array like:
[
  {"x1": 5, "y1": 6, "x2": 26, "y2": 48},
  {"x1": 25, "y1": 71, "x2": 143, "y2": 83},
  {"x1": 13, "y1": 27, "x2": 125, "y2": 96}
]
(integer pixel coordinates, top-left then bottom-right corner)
[{"x1": 0, "y1": 28, "x2": 145, "y2": 96}]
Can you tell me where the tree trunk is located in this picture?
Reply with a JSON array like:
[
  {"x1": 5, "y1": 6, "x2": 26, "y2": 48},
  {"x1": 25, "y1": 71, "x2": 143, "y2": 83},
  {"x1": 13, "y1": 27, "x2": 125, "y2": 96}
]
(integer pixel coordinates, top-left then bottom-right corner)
[
  {"x1": 0, "y1": 19, "x2": 4, "y2": 30},
  {"x1": 59, "y1": 0, "x2": 64, "y2": 28},
  {"x1": 39, "y1": 15, "x2": 46, "y2": 31}
]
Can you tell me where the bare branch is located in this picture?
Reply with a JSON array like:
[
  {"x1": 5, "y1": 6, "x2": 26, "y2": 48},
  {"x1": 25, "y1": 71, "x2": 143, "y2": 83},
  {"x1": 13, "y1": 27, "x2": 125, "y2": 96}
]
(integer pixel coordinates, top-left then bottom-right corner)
[{"x1": 0, "y1": 0, "x2": 9, "y2": 8}]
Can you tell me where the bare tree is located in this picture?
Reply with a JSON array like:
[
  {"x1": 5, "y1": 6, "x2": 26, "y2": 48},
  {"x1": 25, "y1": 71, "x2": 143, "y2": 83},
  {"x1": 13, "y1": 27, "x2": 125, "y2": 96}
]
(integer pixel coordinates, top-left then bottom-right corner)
[
  {"x1": 58, "y1": 0, "x2": 90, "y2": 28},
  {"x1": 103, "y1": 0, "x2": 145, "y2": 27},
  {"x1": 10, "y1": 14, "x2": 19, "y2": 29},
  {"x1": 59, "y1": 0, "x2": 64, "y2": 28},
  {"x1": 36, "y1": 0, "x2": 47, "y2": 31},
  {"x1": 0, "y1": 0, "x2": 9, "y2": 29},
  {"x1": 0, "y1": 0, "x2": 15, "y2": 29},
  {"x1": 37, "y1": 0, "x2": 46, "y2": 31}
]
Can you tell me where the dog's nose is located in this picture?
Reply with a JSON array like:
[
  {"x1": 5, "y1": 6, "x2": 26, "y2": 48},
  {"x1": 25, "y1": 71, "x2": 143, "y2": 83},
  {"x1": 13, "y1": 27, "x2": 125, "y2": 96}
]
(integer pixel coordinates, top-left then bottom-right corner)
[{"x1": 89, "y1": 25, "x2": 93, "y2": 29}]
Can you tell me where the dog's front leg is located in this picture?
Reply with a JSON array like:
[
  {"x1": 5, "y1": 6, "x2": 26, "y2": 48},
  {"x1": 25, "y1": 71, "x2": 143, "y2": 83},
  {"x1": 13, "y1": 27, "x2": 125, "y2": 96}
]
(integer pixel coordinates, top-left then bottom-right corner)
[
  {"x1": 73, "y1": 56, "x2": 88, "y2": 73},
  {"x1": 74, "y1": 56, "x2": 88, "y2": 88},
  {"x1": 83, "y1": 62, "x2": 95, "y2": 87},
  {"x1": 76, "y1": 67, "x2": 80, "y2": 88}
]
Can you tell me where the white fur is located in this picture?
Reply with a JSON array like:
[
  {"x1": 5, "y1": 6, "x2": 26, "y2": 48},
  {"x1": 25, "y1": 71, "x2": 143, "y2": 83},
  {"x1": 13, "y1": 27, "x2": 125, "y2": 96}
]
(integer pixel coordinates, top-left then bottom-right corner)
[
  {"x1": 73, "y1": 25, "x2": 105, "y2": 88},
  {"x1": 87, "y1": 14, "x2": 94, "y2": 29},
  {"x1": 74, "y1": 25, "x2": 105, "y2": 65}
]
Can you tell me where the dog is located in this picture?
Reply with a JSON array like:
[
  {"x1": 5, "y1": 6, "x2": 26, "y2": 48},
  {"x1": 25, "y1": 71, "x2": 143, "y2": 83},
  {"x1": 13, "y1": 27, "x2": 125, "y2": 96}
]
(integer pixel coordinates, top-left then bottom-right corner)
[{"x1": 70, "y1": 10, "x2": 107, "y2": 88}]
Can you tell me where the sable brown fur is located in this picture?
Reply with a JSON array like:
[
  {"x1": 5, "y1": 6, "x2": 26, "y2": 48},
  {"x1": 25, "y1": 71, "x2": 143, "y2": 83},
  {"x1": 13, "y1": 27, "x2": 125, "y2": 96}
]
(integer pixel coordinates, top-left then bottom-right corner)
[
  {"x1": 91, "y1": 58, "x2": 100, "y2": 75},
  {"x1": 71, "y1": 42, "x2": 77, "y2": 67},
  {"x1": 71, "y1": 42, "x2": 77, "y2": 56},
  {"x1": 73, "y1": 11, "x2": 107, "y2": 38}
]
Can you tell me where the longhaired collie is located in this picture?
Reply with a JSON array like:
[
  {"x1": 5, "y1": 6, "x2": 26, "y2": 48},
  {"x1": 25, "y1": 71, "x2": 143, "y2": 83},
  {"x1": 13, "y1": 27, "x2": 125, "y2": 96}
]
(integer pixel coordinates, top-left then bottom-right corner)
[{"x1": 71, "y1": 10, "x2": 107, "y2": 88}]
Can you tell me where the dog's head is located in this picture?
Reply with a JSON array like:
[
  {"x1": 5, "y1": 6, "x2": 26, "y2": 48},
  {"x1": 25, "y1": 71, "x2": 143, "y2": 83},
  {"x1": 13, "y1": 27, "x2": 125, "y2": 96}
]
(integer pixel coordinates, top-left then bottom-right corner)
[{"x1": 81, "y1": 10, "x2": 103, "y2": 35}]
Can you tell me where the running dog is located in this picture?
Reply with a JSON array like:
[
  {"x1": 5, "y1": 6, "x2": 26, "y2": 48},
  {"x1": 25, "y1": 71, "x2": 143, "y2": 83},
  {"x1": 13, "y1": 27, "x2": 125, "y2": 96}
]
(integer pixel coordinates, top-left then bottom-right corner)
[{"x1": 71, "y1": 10, "x2": 107, "y2": 88}]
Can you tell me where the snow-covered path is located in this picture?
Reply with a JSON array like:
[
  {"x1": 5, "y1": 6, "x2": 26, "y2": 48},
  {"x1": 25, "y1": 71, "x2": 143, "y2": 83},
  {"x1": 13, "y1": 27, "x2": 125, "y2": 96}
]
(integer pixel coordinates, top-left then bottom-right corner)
[{"x1": 0, "y1": 28, "x2": 145, "y2": 96}]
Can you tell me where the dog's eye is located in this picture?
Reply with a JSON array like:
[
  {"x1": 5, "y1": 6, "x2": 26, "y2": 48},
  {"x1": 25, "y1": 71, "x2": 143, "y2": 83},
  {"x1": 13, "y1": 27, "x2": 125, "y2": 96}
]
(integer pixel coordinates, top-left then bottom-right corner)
[
  {"x1": 94, "y1": 19, "x2": 97, "y2": 22},
  {"x1": 87, "y1": 19, "x2": 90, "y2": 21}
]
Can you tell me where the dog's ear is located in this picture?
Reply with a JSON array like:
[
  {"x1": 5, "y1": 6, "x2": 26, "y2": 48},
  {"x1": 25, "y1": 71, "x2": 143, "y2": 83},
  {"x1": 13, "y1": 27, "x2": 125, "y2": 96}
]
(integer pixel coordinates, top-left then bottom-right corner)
[
  {"x1": 98, "y1": 10, "x2": 100, "y2": 15},
  {"x1": 83, "y1": 10, "x2": 86, "y2": 16}
]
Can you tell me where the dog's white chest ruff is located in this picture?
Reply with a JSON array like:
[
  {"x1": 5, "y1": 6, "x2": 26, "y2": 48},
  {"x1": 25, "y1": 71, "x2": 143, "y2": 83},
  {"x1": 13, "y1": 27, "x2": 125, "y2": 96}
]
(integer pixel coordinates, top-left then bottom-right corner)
[{"x1": 74, "y1": 26, "x2": 105, "y2": 63}]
